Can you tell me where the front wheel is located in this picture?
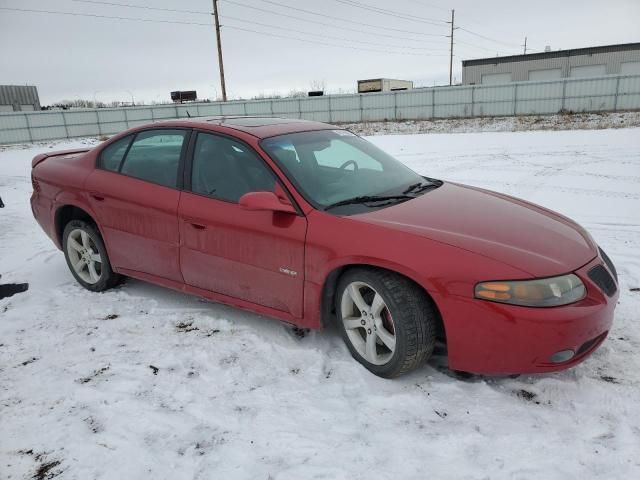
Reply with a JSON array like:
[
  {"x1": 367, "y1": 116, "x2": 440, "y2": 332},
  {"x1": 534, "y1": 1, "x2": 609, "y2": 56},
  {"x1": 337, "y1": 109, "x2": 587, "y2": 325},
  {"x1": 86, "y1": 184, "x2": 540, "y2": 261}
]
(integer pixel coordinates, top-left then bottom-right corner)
[
  {"x1": 63, "y1": 220, "x2": 120, "y2": 292},
  {"x1": 336, "y1": 268, "x2": 437, "y2": 378}
]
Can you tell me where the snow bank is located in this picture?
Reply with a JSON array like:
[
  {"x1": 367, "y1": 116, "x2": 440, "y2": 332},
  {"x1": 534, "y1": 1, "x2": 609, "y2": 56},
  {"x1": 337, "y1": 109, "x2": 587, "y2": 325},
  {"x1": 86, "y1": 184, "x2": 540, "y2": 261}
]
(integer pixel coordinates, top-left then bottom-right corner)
[{"x1": 345, "y1": 111, "x2": 640, "y2": 136}]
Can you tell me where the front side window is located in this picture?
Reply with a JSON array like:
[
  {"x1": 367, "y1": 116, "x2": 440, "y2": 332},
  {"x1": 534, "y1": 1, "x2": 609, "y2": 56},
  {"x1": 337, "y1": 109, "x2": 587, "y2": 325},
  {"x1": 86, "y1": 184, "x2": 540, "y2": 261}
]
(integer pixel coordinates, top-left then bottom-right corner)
[
  {"x1": 261, "y1": 130, "x2": 431, "y2": 212},
  {"x1": 191, "y1": 132, "x2": 276, "y2": 203},
  {"x1": 119, "y1": 129, "x2": 188, "y2": 188}
]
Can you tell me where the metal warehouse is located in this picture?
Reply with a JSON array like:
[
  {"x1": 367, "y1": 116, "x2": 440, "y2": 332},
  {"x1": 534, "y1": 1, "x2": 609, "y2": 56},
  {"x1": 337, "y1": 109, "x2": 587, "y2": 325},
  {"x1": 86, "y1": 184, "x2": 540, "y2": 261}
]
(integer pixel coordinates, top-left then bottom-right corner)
[
  {"x1": 0, "y1": 85, "x2": 41, "y2": 112},
  {"x1": 462, "y1": 43, "x2": 640, "y2": 85}
]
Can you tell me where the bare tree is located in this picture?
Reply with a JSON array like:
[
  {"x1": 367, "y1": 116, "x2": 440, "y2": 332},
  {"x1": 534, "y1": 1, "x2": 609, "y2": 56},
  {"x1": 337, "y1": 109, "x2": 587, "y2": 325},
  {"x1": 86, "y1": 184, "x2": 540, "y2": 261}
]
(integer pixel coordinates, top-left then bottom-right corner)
[
  {"x1": 309, "y1": 79, "x2": 326, "y2": 92},
  {"x1": 251, "y1": 92, "x2": 282, "y2": 100},
  {"x1": 287, "y1": 89, "x2": 307, "y2": 98}
]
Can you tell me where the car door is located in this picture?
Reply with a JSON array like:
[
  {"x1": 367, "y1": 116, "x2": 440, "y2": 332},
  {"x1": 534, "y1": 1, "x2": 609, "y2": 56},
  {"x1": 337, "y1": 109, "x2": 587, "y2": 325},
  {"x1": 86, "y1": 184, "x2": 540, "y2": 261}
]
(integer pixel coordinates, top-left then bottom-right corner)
[
  {"x1": 84, "y1": 128, "x2": 191, "y2": 282},
  {"x1": 178, "y1": 131, "x2": 307, "y2": 317}
]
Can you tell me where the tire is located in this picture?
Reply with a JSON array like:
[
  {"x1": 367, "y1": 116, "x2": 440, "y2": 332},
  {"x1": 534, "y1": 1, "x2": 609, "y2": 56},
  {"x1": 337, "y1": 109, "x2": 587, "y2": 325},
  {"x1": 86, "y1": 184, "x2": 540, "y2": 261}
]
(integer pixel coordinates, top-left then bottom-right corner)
[
  {"x1": 336, "y1": 268, "x2": 437, "y2": 378},
  {"x1": 62, "y1": 219, "x2": 121, "y2": 292}
]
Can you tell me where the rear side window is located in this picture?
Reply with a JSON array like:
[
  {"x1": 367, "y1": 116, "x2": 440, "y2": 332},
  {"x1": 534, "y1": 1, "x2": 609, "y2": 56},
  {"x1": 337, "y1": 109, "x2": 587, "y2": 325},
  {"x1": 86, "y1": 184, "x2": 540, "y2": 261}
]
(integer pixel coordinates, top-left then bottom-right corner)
[
  {"x1": 99, "y1": 135, "x2": 132, "y2": 172},
  {"x1": 120, "y1": 129, "x2": 188, "y2": 188}
]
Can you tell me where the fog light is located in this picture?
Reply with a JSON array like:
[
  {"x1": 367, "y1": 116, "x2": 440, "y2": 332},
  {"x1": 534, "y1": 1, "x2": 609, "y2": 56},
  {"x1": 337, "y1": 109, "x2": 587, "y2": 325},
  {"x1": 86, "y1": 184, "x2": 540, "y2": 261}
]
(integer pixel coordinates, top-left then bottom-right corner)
[{"x1": 550, "y1": 349, "x2": 575, "y2": 364}]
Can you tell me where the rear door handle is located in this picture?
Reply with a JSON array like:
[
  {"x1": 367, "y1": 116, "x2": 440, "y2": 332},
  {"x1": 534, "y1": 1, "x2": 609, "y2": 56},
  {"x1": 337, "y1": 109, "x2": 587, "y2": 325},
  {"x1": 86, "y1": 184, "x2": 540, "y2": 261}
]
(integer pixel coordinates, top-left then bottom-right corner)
[
  {"x1": 89, "y1": 192, "x2": 105, "y2": 201},
  {"x1": 183, "y1": 217, "x2": 207, "y2": 230}
]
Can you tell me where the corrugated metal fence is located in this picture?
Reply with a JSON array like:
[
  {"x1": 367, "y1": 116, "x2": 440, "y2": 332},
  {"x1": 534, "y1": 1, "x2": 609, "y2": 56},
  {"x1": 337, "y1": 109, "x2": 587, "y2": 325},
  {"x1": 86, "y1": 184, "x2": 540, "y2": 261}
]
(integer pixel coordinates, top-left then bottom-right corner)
[{"x1": 1, "y1": 74, "x2": 639, "y2": 144}]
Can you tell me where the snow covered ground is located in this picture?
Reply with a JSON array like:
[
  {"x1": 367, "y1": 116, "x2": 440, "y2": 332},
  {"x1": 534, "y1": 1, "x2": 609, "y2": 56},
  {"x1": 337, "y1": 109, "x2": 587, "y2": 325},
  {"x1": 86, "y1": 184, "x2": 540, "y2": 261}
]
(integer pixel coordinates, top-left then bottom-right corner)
[
  {"x1": 1, "y1": 128, "x2": 639, "y2": 479},
  {"x1": 346, "y1": 111, "x2": 640, "y2": 136}
]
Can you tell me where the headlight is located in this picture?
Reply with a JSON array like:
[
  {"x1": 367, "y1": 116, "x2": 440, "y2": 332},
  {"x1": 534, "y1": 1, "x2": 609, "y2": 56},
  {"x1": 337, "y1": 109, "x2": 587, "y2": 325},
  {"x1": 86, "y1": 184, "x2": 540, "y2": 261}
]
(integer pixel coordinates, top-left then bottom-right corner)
[{"x1": 475, "y1": 274, "x2": 586, "y2": 307}]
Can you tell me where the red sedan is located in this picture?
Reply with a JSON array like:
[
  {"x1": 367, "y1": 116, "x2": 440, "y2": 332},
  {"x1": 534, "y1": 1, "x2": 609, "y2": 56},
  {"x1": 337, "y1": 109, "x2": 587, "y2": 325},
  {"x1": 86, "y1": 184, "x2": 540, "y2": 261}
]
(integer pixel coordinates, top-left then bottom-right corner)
[{"x1": 30, "y1": 117, "x2": 618, "y2": 378}]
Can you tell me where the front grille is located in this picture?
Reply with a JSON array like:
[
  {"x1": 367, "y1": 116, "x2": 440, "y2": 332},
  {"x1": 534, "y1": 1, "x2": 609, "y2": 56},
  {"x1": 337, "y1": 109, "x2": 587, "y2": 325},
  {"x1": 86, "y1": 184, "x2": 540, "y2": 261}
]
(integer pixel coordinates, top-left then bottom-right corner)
[
  {"x1": 588, "y1": 265, "x2": 617, "y2": 297},
  {"x1": 598, "y1": 247, "x2": 618, "y2": 282}
]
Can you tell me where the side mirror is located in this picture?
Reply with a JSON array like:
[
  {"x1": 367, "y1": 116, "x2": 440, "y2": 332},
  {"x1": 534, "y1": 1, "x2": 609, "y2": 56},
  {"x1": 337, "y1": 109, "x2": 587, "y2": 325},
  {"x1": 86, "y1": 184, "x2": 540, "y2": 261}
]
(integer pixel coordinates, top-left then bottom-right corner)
[{"x1": 239, "y1": 191, "x2": 296, "y2": 214}]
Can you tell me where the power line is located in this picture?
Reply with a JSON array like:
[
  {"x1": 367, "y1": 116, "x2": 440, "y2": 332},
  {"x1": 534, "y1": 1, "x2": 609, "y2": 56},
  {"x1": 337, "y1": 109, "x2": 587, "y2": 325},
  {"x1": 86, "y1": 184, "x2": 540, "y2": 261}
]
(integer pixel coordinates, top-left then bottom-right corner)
[
  {"x1": 223, "y1": 25, "x2": 447, "y2": 56},
  {"x1": 73, "y1": 0, "x2": 539, "y2": 53},
  {"x1": 220, "y1": 15, "x2": 448, "y2": 52},
  {"x1": 455, "y1": 15, "x2": 536, "y2": 48},
  {"x1": 74, "y1": 0, "x2": 523, "y2": 53},
  {"x1": 414, "y1": 0, "x2": 543, "y2": 53},
  {"x1": 454, "y1": 39, "x2": 504, "y2": 55},
  {"x1": 232, "y1": 0, "x2": 446, "y2": 37},
  {"x1": 70, "y1": 0, "x2": 210, "y2": 15},
  {"x1": 0, "y1": 4, "x2": 448, "y2": 56},
  {"x1": 0, "y1": 6, "x2": 212, "y2": 26},
  {"x1": 71, "y1": 0, "x2": 447, "y2": 45},
  {"x1": 458, "y1": 27, "x2": 521, "y2": 48},
  {"x1": 221, "y1": 0, "x2": 445, "y2": 42},
  {"x1": 331, "y1": 0, "x2": 446, "y2": 26}
]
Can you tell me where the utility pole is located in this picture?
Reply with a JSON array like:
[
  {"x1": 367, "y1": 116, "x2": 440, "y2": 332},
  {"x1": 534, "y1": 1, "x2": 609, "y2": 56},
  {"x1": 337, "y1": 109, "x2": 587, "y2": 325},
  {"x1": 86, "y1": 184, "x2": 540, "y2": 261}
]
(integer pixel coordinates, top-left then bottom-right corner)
[
  {"x1": 213, "y1": 0, "x2": 227, "y2": 102},
  {"x1": 522, "y1": 36, "x2": 528, "y2": 54},
  {"x1": 447, "y1": 9, "x2": 455, "y2": 86}
]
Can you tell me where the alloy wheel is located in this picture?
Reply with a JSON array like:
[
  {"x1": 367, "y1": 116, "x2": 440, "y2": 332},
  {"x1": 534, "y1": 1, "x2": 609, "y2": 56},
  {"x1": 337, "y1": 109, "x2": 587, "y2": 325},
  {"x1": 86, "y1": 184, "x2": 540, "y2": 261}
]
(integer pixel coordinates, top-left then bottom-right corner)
[
  {"x1": 66, "y1": 228, "x2": 103, "y2": 284},
  {"x1": 340, "y1": 281, "x2": 396, "y2": 365}
]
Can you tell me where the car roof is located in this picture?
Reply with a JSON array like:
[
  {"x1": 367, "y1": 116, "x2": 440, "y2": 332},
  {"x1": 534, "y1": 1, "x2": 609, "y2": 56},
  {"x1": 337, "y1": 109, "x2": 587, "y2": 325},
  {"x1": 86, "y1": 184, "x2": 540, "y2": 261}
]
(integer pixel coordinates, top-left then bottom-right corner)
[{"x1": 156, "y1": 116, "x2": 340, "y2": 139}]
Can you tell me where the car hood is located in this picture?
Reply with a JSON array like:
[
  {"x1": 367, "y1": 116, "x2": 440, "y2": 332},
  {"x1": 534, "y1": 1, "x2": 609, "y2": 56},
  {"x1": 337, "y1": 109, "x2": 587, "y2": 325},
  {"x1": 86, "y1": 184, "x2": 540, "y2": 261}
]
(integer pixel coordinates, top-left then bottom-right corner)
[{"x1": 353, "y1": 182, "x2": 597, "y2": 278}]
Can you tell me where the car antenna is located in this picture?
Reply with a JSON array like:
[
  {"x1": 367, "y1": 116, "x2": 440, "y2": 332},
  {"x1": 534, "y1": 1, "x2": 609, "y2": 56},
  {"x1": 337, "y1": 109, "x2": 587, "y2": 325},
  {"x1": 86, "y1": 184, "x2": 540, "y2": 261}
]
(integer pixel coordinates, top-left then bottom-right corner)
[{"x1": 186, "y1": 110, "x2": 191, "y2": 118}]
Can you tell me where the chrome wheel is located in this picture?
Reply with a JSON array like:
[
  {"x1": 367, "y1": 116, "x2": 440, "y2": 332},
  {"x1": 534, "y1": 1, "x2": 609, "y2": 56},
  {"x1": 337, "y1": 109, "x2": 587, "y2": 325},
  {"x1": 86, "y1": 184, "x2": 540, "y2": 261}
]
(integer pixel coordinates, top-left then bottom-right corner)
[
  {"x1": 66, "y1": 228, "x2": 102, "y2": 284},
  {"x1": 340, "y1": 281, "x2": 396, "y2": 366}
]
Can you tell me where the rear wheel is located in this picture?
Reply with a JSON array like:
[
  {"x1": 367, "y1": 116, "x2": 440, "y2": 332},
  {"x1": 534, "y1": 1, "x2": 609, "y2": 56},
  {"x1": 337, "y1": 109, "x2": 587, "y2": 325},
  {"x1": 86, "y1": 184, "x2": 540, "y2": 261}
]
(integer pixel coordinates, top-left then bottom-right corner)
[
  {"x1": 336, "y1": 268, "x2": 437, "y2": 378},
  {"x1": 63, "y1": 220, "x2": 120, "y2": 292}
]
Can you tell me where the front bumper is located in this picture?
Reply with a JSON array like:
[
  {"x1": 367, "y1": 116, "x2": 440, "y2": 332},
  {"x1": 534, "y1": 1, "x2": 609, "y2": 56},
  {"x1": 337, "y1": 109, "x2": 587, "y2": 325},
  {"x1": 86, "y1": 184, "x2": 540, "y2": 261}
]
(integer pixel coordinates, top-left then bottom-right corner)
[{"x1": 438, "y1": 255, "x2": 618, "y2": 375}]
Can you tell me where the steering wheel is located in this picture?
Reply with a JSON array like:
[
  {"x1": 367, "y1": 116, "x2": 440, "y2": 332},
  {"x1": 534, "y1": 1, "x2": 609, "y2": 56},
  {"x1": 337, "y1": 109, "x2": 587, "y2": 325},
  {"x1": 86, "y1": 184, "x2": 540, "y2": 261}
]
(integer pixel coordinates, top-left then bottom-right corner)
[{"x1": 339, "y1": 160, "x2": 358, "y2": 171}]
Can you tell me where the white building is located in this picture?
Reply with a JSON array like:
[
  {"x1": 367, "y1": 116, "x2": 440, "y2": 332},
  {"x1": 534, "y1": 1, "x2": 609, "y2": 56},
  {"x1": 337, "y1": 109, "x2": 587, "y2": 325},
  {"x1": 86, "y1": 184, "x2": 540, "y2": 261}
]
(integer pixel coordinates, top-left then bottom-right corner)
[
  {"x1": 462, "y1": 43, "x2": 640, "y2": 85},
  {"x1": 0, "y1": 85, "x2": 41, "y2": 112},
  {"x1": 357, "y1": 78, "x2": 414, "y2": 93}
]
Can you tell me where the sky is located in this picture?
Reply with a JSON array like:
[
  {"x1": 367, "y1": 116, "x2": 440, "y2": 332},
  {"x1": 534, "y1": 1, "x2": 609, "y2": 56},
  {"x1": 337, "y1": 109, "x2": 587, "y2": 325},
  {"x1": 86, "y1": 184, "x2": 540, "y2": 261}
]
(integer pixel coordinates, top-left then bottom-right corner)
[{"x1": 1, "y1": 0, "x2": 639, "y2": 105}]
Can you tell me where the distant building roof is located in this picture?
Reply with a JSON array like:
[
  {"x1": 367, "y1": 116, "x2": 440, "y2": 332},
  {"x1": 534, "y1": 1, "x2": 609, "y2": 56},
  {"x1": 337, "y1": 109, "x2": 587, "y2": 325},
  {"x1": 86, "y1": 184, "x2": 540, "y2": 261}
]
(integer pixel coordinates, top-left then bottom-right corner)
[
  {"x1": 357, "y1": 78, "x2": 413, "y2": 82},
  {"x1": 0, "y1": 85, "x2": 40, "y2": 110},
  {"x1": 462, "y1": 42, "x2": 640, "y2": 67}
]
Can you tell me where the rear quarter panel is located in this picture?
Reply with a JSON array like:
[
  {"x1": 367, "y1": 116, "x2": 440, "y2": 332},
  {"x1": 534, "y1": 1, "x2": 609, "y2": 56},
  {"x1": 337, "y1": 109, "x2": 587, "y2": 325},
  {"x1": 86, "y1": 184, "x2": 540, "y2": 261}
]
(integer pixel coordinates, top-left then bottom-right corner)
[{"x1": 31, "y1": 149, "x2": 99, "y2": 248}]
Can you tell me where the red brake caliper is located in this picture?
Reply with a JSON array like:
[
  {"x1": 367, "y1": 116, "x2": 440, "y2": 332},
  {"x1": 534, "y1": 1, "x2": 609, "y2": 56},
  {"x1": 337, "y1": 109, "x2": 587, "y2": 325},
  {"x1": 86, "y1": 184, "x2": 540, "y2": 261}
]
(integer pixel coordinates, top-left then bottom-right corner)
[{"x1": 382, "y1": 308, "x2": 395, "y2": 335}]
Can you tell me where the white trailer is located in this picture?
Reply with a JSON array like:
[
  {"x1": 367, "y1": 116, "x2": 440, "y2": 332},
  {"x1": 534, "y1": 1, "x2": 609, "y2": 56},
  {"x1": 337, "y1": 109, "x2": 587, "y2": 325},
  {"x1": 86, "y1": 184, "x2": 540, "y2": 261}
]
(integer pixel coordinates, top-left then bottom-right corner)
[{"x1": 357, "y1": 78, "x2": 414, "y2": 93}]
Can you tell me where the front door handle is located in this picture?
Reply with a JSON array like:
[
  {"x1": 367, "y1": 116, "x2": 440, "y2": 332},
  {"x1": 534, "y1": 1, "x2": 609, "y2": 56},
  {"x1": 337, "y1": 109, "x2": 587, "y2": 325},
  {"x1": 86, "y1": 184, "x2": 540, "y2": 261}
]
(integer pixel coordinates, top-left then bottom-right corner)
[{"x1": 89, "y1": 192, "x2": 105, "y2": 201}]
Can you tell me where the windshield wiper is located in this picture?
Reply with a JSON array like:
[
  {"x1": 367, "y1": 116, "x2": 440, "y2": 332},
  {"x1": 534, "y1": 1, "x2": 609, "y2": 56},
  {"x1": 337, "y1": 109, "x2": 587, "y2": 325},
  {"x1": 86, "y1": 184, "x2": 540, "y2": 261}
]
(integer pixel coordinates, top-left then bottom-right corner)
[
  {"x1": 324, "y1": 195, "x2": 414, "y2": 211},
  {"x1": 403, "y1": 180, "x2": 442, "y2": 195}
]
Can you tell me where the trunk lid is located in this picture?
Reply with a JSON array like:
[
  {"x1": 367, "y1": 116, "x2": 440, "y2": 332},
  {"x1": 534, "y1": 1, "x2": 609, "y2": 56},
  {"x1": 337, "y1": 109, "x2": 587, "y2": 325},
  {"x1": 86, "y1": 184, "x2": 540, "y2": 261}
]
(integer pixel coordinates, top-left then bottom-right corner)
[{"x1": 31, "y1": 148, "x2": 91, "y2": 168}]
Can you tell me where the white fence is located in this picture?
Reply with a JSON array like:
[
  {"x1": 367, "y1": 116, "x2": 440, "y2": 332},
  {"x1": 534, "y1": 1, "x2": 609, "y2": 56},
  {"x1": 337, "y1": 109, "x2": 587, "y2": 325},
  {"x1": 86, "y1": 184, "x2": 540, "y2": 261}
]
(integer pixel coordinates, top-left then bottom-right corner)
[{"x1": 1, "y1": 74, "x2": 639, "y2": 144}]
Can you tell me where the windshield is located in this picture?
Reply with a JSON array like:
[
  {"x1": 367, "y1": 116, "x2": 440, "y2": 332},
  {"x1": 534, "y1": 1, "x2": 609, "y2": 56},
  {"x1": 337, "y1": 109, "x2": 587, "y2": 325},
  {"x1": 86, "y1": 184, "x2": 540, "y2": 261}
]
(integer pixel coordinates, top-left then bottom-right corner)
[{"x1": 261, "y1": 130, "x2": 433, "y2": 213}]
